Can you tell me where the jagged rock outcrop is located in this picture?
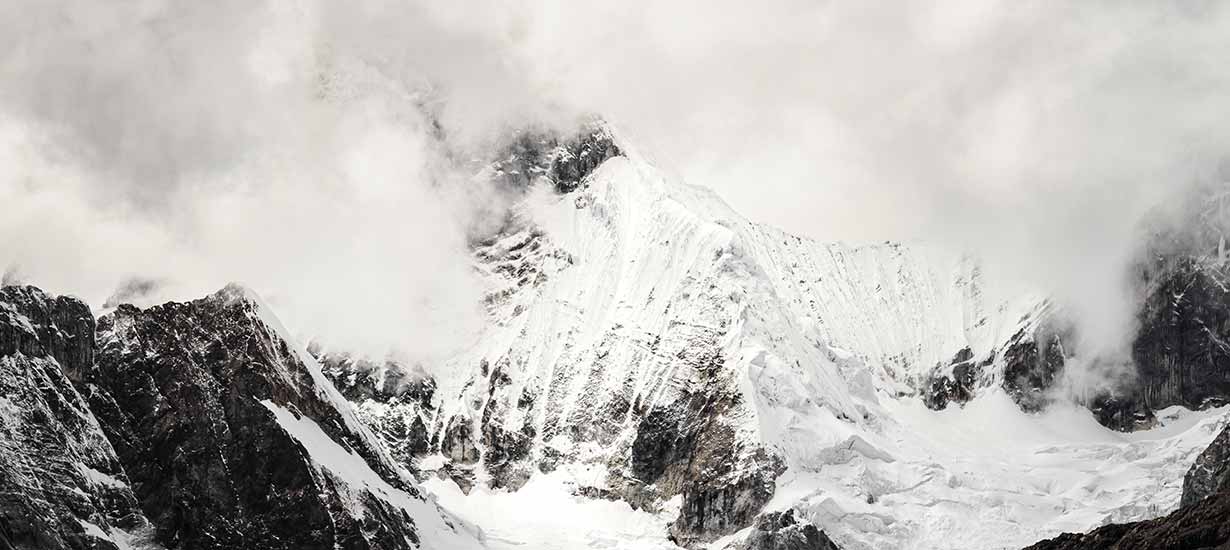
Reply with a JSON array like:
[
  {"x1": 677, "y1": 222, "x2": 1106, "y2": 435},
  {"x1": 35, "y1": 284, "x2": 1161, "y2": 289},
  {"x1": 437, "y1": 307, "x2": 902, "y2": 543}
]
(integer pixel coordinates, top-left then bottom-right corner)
[
  {"x1": 1001, "y1": 326, "x2": 1068, "y2": 413},
  {"x1": 316, "y1": 349, "x2": 437, "y2": 471},
  {"x1": 0, "y1": 286, "x2": 155, "y2": 550},
  {"x1": 738, "y1": 510, "x2": 842, "y2": 550},
  {"x1": 548, "y1": 126, "x2": 622, "y2": 193},
  {"x1": 1087, "y1": 392, "x2": 1158, "y2": 433},
  {"x1": 920, "y1": 311, "x2": 1064, "y2": 414},
  {"x1": 922, "y1": 347, "x2": 984, "y2": 410},
  {"x1": 626, "y1": 352, "x2": 786, "y2": 545},
  {"x1": 1132, "y1": 258, "x2": 1230, "y2": 411},
  {"x1": 1127, "y1": 185, "x2": 1230, "y2": 414},
  {"x1": 1183, "y1": 423, "x2": 1230, "y2": 508},
  {"x1": 489, "y1": 122, "x2": 622, "y2": 193},
  {"x1": 986, "y1": 318, "x2": 1158, "y2": 432},
  {"x1": 83, "y1": 285, "x2": 477, "y2": 550}
]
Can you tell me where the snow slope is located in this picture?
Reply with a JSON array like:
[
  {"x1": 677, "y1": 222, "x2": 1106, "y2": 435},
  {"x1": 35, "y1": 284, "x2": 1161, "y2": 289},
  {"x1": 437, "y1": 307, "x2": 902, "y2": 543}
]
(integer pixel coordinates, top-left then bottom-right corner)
[
  {"x1": 423, "y1": 471, "x2": 681, "y2": 550},
  {"x1": 767, "y1": 394, "x2": 1228, "y2": 550}
]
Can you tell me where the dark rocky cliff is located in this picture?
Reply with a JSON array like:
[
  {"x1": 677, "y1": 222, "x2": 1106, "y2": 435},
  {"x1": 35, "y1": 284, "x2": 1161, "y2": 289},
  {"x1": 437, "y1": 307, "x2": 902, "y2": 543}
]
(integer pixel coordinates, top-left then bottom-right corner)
[
  {"x1": 489, "y1": 122, "x2": 623, "y2": 193},
  {"x1": 86, "y1": 285, "x2": 452, "y2": 549},
  {"x1": 0, "y1": 284, "x2": 478, "y2": 550},
  {"x1": 0, "y1": 286, "x2": 155, "y2": 550},
  {"x1": 1132, "y1": 258, "x2": 1230, "y2": 410},
  {"x1": 1183, "y1": 420, "x2": 1230, "y2": 508}
]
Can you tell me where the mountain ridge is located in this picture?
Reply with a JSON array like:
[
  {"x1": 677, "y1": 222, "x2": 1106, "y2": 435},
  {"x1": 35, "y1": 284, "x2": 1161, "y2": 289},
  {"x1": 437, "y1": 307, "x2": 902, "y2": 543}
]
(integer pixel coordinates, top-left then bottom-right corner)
[
  {"x1": 0, "y1": 283, "x2": 483, "y2": 550},
  {"x1": 7, "y1": 122, "x2": 1230, "y2": 550}
]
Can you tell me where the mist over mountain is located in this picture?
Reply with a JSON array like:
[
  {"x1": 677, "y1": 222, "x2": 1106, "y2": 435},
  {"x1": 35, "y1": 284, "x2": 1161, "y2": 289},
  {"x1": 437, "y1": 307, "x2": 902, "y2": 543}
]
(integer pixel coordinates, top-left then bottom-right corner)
[{"x1": 6, "y1": 2, "x2": 1230, "y2": 550}]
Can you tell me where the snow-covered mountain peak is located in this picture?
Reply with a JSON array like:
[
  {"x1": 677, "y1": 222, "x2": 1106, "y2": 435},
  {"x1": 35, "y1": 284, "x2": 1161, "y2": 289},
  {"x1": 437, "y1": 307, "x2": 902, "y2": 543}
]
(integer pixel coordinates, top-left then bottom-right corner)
[
  {"x1": 329, "y1": 124, "x2": 1163, "y2": 549},
  {"x1": 298, "y1": 123, "x2": 1230, "y2": 550},
  {"x1": 6, "y1": 118, "x2": 1230, "y2": 549},
  {"x1": 473, "y1": 124, "x2": 1041, "y2": 396}
]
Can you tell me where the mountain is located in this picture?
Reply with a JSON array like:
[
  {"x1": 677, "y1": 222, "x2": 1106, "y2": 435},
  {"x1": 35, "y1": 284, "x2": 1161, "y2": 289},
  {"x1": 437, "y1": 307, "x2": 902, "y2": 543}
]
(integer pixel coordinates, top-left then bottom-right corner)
[
  {"x1": 7, "y1": 121, "x2": 1230, "y2": 550},
  {"x1": 331, "y1": 123, "x2": 1030, "y2": 546},
  {"x1": 0, "y1": 285, "x2": 482, "y2": 550},
  {"x1": 323, "y1": 124, "x2": 1230, "y2": 549}
]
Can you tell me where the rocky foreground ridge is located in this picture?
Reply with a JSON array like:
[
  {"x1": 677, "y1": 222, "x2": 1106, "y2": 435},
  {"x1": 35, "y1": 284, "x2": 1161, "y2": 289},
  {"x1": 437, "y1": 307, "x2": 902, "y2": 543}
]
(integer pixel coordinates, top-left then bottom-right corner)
[{"x1": 8, "y1": 275, "x2": 1230, "y2": 550}]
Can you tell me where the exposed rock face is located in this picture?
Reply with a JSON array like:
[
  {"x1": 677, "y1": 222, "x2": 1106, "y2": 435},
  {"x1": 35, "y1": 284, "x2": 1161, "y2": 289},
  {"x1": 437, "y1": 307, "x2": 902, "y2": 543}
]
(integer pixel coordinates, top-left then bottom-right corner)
[
  {"x1": 489, "y1": 122, "x2": 623, "y2": 193},
  {"x1": 317, "y1": 349, "x2": 436, "y2": 406},
  {"x1": 920, "y1": 312, "x2": 1067, "y2": 414},
  {"x1": 85, "y1": 285, "x2": 475, "y2": 550},
  {"x1": 1088, "y1": 392, "x2": 1158, "y2": 433},
  {"x1": 0, "y1": 285, "x2": 96, "y2": 383},
  {"x1": 1132, "y1": 258, "x2": 1230, "y2": 411},
  {"x1": 739, "y1": 510, "x2": 842, "y2": 550},
  {"x1": 547, "y1": 126, "x2": 622, "y2": 193},
  {"x1": 623, "y1": 352, "x2": 785, "y2": 545},
  {"x1": 0, "y1": 286, "x2": 154, "y2": 550},
  {"x1": 989, "y1": 320, "x2": 1158, "y2": 432},
  {"x1": 317, "y1": 350, "x2": 437, "y2": 470},
  {"x1": 1001, "y1": 327, "x2": 1068, "y2": 413},
  {"x1": 671, "y1": 457, "x2": 784, "y2": 546},
  {"x1": 922, "y1": 347, "x2": 983, "y2": 410},
  {"x1": 1183, "y1": 423, "x2": 1230, "y2": 508}
]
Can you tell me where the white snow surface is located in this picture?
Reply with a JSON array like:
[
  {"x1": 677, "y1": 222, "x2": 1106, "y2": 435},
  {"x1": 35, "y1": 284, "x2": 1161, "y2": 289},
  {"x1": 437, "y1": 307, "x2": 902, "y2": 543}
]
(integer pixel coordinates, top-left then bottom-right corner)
[
  {"x1": 424, "y1": 470, "x2": 681, "y2": 550},
  {"x1": 418, "y1": 386, "x2": 1225, "y2": 549},
  {"x1": 767, "y1": 395, "x2": 1228, "y2": 550},
  {"x1": 379, "y1": 127, "x2": 1226, "y2": 549}
]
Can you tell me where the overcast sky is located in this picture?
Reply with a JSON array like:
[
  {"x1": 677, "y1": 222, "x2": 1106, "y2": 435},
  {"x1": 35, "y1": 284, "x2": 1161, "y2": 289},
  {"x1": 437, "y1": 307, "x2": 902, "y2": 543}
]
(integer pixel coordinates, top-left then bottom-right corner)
[{"x1": 2, "y1": 0, "x2": 1230, "y2": 363}]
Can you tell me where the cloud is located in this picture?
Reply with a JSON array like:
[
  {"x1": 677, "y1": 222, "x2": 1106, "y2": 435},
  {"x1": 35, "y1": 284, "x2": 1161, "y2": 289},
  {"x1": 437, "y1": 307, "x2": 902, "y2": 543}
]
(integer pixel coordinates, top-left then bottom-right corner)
[
  {"x1": 507, "y1": 0, "x2": 1230, "y2": 363},
  {"x1": 2, "y1": 0, "x2": 1230, "y2": 374},
  {"x1": 0, "y1": 0, "x2": 518, "y2": 362},
  {"x1": 102, "y1": 277, "x2": 163, "y2": 309}
]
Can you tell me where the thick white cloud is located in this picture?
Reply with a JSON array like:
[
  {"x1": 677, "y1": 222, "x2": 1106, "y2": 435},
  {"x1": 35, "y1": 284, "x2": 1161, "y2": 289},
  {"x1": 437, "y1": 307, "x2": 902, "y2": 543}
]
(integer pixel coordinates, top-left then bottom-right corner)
[{"x1": 2, "y1": 0, "x2": 1229, "y2": 369}]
